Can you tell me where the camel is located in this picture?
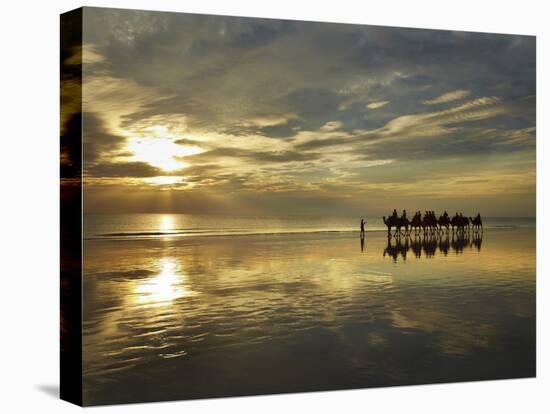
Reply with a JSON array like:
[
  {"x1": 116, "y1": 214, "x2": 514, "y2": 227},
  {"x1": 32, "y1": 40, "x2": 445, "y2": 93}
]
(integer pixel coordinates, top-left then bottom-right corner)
[
  {"x1": 469, "y1": 215, "x2": 483, "y2": 232},
  {"x1": 384, "y1": 210, "x2": 481, "y2": 236},
  {"x1": 437, "y1": 215, "x2": 450, "y2": 233},
  {"x1": 382, "y1": 215, "x2": 396, "y2": 235},
  {"x1": 410, "y1": 213, "x2": 423, "y2": 234},
  {"x1": 401, "y1": 217, "x2": 411, "y2": 235},
  {"x1": 450, "y1": 214, "x2": 469, "y2": 233},
  {"x1": 422, "y1": 212, "x2": 438, "y2": 235},
  {"x1": 382, "y1": 215, "x2": 410, "y2": 236}
]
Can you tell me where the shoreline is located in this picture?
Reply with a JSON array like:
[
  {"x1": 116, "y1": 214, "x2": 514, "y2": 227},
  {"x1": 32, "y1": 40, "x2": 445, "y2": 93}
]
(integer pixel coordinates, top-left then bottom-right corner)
[{"x1": 84, "y1": 225, "x2": 533, "y2": 242}]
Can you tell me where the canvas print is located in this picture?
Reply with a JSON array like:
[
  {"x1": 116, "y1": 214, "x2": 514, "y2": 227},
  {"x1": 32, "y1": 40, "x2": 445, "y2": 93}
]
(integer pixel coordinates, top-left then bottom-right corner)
[{"x1": 60, "y1": 7, "x2": 536, "y2": 406}]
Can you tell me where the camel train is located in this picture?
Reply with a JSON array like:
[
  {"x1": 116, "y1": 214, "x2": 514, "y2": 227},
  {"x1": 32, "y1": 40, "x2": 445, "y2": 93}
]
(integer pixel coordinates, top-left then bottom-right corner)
[{"x1": 382, "y1": 210, "x2": 483, "y2": 237}]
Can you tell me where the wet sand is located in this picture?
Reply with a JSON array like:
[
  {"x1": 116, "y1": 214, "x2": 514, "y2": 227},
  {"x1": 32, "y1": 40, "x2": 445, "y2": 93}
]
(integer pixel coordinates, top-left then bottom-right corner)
[{"x1": 82, "y1": 228, "x2": 535, "y2": 405}]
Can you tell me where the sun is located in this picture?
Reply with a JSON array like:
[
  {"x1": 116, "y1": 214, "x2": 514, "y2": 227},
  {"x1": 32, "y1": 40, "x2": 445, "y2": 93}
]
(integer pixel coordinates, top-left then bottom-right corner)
[{"x1": 126, "y1": 127, "x2": 203, "y2": 172}]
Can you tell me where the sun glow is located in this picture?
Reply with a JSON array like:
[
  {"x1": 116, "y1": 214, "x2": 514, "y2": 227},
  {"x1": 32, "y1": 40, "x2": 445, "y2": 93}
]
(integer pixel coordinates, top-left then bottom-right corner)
[
  {"x1": 126, "y1": 127, "x2": 203, "y2": 172},
  {"x1": 143, "y1": 176, "x2": 184, "y2": 186}
]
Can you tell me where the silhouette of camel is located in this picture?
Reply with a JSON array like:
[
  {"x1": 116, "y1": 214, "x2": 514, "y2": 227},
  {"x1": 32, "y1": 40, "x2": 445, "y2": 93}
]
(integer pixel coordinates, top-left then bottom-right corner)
[
  {"x1": 382, "y1": 215, "x2": 410, "y2": 236},
  {"x1": 421, "y1": 213, "x2": 436, "y2": 235},
  {"x1": 410, "y1": 213, "x2": 423, "y2": 234},
  {"x1": 437, "y1": 215, "x2": 450, "y2": 233},
  {"x1": 469, "y1": 215, "x2": 483, "y2": 233},
  {"x1": 385, "y1": 210, "x2": 482, "y2": 236},
  {"x1": 450, "y1": 214, "x2": 469, "y2": 234}
]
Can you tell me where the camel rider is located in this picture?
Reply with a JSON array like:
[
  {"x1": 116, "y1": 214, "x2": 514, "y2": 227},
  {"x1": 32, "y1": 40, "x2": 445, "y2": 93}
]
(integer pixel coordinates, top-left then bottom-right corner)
[
  {"x1": 402, "y1": 210, "x2": 407, "y2": 220},
  {"x1": 392, "y1": 209, "x2": 398, "y2": 218},
  {"x1": 443, "y1": 210, "x2": 448, "y2": 219}
]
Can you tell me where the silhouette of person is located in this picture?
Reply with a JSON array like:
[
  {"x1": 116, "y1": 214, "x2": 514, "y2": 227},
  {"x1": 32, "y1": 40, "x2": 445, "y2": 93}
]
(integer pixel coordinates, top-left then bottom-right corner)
[
  {"x1": 360, "y1": 218, "x2": 365, "y2": 237},
  {"x1": 392, "y1": 209, "x2": 398, "y2": 219},
  {"x1": 443, "y1": 210, "x2": 448, "y2": 218},
  {"x1": 401, "y1": 209, "x2": 407, "y2": 220}
]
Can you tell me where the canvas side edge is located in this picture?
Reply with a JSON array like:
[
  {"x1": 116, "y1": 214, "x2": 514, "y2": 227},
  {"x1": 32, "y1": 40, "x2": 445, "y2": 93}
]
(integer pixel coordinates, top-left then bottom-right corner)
[{"x1": 60, "y1": 7, "x2": 83, "y2": 407}]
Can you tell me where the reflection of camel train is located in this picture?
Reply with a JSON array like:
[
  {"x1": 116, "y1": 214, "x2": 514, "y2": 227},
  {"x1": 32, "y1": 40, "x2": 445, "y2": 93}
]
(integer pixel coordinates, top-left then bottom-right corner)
[
  {"x1": 383, "y1": 231, "x2": 482, "y2": 261},
  {"x1": 382, "y1": 210, "x2": 483, "y2": 237}
]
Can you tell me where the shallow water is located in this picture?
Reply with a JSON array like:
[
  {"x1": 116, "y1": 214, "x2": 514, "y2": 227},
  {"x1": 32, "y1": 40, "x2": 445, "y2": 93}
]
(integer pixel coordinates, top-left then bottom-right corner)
[{"x1": 82, "y1": 228, "x2": 536, "y2": 405}]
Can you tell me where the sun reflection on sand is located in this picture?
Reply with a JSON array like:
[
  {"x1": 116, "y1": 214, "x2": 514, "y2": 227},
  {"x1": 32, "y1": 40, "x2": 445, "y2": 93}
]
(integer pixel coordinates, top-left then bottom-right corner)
[
  {"x1": 133, "y1": 258, "x2": 194, "y2": 307},
  {"x1": 159, "y1": 215, "x2": 175, "y2": 233}
]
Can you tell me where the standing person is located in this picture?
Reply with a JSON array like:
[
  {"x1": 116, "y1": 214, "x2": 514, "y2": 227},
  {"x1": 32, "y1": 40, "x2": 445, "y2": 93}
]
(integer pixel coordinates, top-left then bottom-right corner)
[{"x1": 360, "y1": 218, "x2": 365, "y2": 238}]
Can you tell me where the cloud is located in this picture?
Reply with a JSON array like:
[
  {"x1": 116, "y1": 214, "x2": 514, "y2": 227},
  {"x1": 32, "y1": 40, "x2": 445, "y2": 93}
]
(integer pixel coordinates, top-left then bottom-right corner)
[
  {"x1": 367, "y1": 101, "x2": 389, "y2": 109},
  {"x1": 174, "y1": 138, "x2": 204, "y2": 146},
  {"x1": 79, "y1": 8, "x2": 536, "y2": 215},
  {"x1": 423, "y1": 89, "x2": 471, "y2": 105},
  {"x1": 294, "y1": 96, "x2": 534, "y2": 160},
  {"x1": 185, "y1": 147, "x2": 320, "y2": 164},
  {"x1": 320, "y1": 121, "x2": 343, "y2": 131},
  {"x1": 86, "y1": 161, "x2": 164, "y2": 177},
  {"x1": 83, "y1": 112, "x2": 127, "y2": 164}
]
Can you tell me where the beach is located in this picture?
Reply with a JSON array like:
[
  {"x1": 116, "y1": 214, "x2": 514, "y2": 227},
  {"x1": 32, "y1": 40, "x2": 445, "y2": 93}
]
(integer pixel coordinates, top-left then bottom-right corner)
[{"x1": 81, "y1": 220, "x2": 536, "y2": 405}]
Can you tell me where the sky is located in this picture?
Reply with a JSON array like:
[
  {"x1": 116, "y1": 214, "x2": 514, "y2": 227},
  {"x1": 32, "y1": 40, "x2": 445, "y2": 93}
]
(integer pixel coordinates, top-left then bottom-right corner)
[{"x1": 69, "y1": 7, "x2": 536, "y2": 216}]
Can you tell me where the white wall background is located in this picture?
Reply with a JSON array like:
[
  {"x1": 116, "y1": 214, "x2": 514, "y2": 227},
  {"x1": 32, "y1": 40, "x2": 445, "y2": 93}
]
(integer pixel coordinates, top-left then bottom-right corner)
[{"x1": 0, "y1": 0, "x2": 547, "y2": 412}]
